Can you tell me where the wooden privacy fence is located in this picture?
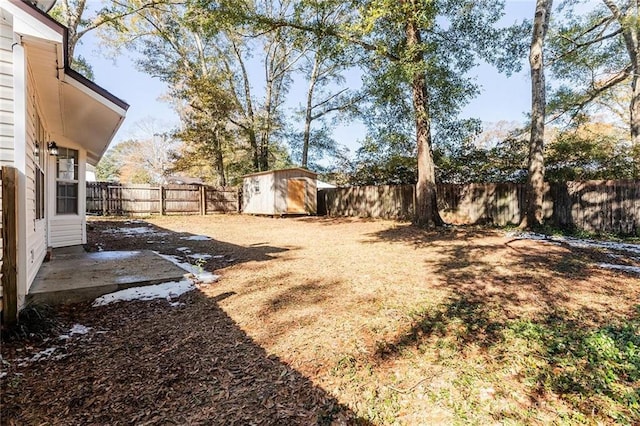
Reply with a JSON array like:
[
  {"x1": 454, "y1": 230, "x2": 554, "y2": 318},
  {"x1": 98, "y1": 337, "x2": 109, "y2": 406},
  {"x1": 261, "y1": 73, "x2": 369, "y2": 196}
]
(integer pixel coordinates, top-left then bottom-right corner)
[
  {"x1": 318, "y1": 180, "x2": 640, "y2": 235},
  {"x1": 87, "y1": 183, "x2": 239, "y2": 216}
]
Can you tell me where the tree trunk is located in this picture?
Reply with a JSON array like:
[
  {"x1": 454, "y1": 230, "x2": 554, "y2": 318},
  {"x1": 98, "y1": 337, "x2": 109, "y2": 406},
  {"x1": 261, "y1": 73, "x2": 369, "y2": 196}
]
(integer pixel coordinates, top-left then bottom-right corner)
[
  {"x1": 631, "y1": 66, "x2": 640, "y2": 147},
  {"x1": 260, "y1": 53, "x2": 276, "y2": 172},
  {"x1": 603, "y1": 0, "x2": 640, "y2": 146},
  {"x1": 233, "y1": 42, "x2": 260, "y2": 171},
  {"x1": 406, "y1": 18, "x2": 443, "y2": 228},
  {"x1": 215, "y1": 148, "x2": 226, "y2": 186},
  {"x1": 260, "y1": 73, "x2": 273, "y2": 171},
  {"x1": 523, "y1": 0, "x2": 552, "y2": 229},
  {"x1": 213, "y1": 128, "x2": 226, "y2": 187},
  {"x1": 302, "y1": 54, "x2": 320, "y2": 168}
]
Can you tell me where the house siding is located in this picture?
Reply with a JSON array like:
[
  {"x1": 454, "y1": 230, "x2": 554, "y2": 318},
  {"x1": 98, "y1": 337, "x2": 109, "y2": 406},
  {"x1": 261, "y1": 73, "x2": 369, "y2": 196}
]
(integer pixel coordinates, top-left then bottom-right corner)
[
  {"x1": 0, "y1": 16, "x2": 13, "y2": 310},
  {"x1": 25, "y1": 67, "x2": 45, "y2": 289},
  {"x1": 0, "y1": 17, "x2": 13, "y2": 166},
  {"x1": 49, "y1": 218, "x2": 83, "y2": 247}
]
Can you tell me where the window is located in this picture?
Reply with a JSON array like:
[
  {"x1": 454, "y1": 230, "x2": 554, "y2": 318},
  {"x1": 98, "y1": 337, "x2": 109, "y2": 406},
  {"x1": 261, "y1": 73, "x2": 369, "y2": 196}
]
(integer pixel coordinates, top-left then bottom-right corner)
[
  {"x1": 56, "y1": 147, "x2": 79, "y2": 214},
  {"x1": 34, "y1": 115, "x2": 45, "y2": 220}
]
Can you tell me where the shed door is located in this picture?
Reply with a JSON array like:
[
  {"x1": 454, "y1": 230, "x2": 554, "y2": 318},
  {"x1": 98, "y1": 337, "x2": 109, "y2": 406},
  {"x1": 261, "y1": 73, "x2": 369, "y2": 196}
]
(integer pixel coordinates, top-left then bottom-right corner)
[{"x1": 286, "y1": 179, "x2": 306, "y2": 213}]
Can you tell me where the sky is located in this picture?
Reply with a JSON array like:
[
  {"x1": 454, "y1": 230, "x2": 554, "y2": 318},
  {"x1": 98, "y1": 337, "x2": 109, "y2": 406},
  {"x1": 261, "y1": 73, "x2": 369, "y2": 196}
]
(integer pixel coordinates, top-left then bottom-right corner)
[{"x1": 75, "y1": 0, "x2": 542, "y2": 156}]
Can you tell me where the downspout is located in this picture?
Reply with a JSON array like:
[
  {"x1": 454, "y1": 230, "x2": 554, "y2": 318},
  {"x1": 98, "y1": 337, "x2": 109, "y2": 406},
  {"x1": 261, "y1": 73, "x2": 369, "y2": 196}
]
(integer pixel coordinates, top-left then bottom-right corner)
[{"x1": 11, "y1": 34, "x2": 28, "y2": 308}]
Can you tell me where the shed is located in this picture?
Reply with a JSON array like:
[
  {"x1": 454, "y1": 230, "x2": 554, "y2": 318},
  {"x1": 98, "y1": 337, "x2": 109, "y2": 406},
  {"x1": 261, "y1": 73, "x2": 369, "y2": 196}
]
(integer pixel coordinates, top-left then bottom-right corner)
[{"x1": 242, "y1": 168, "x2": 317, "y2": 215}]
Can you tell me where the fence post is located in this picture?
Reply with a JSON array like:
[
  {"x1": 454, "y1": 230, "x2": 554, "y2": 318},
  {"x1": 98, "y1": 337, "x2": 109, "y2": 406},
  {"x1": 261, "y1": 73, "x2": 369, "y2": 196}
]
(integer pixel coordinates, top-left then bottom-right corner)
[
  {"x1": 2, "y1": 166, "x2": 18, "y2": 327},
  {"x1": 101, "y1": 183, "x2": 108, "y2": 216},
  {"x1": 159, "y1": 185, "x2": 165, "y2": 216},
  {"x1": 412, "y1": 184, "x2": 417, "y2": 220},
  {"x1": 200, "y1": 185, "x2": 206, "y2": 215}
]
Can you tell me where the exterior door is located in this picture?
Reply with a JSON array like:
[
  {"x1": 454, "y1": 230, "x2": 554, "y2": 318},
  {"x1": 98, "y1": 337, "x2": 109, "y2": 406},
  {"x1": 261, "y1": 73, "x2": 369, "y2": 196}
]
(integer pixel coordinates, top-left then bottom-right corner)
[{"x1": 286, "y1": 179, "x2": 306, "y2": 213}]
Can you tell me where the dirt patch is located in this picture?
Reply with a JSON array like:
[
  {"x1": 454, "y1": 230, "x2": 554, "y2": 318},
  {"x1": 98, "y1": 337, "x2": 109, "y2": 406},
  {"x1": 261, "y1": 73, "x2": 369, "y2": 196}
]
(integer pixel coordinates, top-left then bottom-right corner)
[{"x1": 2, "y1": 215, "x2": 639, "y2": 424}]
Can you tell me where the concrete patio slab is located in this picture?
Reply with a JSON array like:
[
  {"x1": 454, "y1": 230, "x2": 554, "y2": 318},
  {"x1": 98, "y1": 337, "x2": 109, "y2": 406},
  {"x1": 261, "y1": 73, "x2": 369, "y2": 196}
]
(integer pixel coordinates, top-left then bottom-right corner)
[{"x1": 28, "y1": 249, "x2": 188, "y2": 306}]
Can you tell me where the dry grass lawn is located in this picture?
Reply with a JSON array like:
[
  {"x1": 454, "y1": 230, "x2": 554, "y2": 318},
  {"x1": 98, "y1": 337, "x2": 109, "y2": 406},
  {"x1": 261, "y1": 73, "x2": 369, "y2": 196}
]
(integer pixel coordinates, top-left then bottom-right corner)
[{"x1": 2, "y1": 215, "x2": 639, "y2": 425}]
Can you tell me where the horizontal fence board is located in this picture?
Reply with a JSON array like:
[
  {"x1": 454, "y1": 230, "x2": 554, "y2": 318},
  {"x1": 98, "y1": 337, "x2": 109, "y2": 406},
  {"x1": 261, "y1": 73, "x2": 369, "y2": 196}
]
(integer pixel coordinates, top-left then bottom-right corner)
[
  {"x1": 318, "y1": 180, "x2": 640, "y2": 235},
  {"x1": 87, "y1": 182, "x2": 239, "y2": 216}
]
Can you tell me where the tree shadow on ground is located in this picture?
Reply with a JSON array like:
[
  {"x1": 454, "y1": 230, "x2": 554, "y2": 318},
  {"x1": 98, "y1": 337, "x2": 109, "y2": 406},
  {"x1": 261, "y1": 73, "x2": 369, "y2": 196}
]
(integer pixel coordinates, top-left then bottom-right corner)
[
  {"x1": 1, "y1": 290, "x2": 372, "y2": 425},
  {"x1": 362, "y1": 223, "x2": 500, "y2": 248},
  {"x1": 85, "y1": 219, "x2": 292, "y2": 274},
  {"x1": 365, "y1": 223, "x2": 640, "y2": 423}
]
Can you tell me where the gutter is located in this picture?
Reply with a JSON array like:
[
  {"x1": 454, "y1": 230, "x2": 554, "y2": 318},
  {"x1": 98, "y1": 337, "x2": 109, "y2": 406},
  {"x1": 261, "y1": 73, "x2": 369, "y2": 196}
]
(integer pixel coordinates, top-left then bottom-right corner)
[{"x1": 10, "y1": 0, "x2": 130, "y2": 112}]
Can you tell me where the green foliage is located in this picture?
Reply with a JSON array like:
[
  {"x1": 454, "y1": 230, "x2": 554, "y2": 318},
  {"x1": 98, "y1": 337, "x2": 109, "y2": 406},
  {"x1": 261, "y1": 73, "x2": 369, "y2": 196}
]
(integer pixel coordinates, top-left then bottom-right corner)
[
  {"x1": 431, "y1": 119, "x2": 637, "y2": 183},
  {"x1": 547, "y1": 1, "x2": 632, "y2": 126},
  {"x1": 172, "y1": 73, "x2": 238, "y2": 185},
  {"x1": 94, "y1": 148, "x2": 121, "y2": 182},
  {"x1": 354, "y1": 0, "x2": 524, "y2": 150},
  {"x1": 546, "y1": 122, "x2": 639, "y2": 181},
  {"x1": 287, "y1": 126, "x2": 340, "y2": 169},
  {"x1": 70, "y1": 55, "x2": 95, "y2": 80},
  {"x1": 435, "y1": 126, "x2": 529, "y2": 184},
  {"x1": 348, "y1": 134, "x2": 417, "y2": 185},
  {"x1": 95, "y1": 135, "x2": 178, "y2": 184},
  {"x1": 507, "y1": 309, "x2": 640, "y2": 423}
]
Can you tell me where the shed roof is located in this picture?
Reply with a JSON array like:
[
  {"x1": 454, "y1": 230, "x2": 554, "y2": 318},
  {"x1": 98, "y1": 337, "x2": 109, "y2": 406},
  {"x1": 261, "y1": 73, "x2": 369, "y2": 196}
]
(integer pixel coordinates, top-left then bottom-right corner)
[{"x1": 242, "y1": 167, "x2": 318, "y2": 179}]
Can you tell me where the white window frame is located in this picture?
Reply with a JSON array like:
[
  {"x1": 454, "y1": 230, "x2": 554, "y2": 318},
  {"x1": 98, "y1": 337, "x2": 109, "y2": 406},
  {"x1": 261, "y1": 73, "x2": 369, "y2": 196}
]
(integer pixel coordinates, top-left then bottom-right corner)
[
  {"x1": 34, "y1": 114, "x2": 45, "y2": 220},
  {"x1": 55, "y1": 147, "x2": 79, "y2": 215}
]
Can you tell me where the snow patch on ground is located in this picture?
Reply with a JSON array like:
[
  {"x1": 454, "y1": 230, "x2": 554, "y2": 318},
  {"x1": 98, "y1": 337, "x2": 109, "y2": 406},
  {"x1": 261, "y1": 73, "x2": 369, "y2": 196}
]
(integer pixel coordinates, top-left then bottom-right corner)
[
  {"x1": 187, "y1": 253, "x2": 212, "y2": 261},
  {"x1": 507, "y1": 231, "x2": 640, "y2": 255},
  {"x1": 58, "y1": 324, "x2": 92, "y2": 340},
  {"x1": 16, "y1": 347, "x2": 67, "y2": 365},
  {"x1": 102, "y1": 226, "x2": 169, "y2": 238},
  {"x1": 90, "y1": 248, "x2": 221, "y2": 307},
  {"x1": 93, "y1": 280, "x2": 195, "y2": 307},
  {"x1": 597, "y1": 263, "x2": 640, "y2": 274},
  {"x1": 176, "y1": 247, "x2": 191, "y2": 252},
  {"x1": 508, "y1": 231, "x2": 640, "y2": 276},
  {"x1": 70, "y1": 324, "x2": 91, "y2": 335},
  {"x1": 29, "y1": 347, "x2": 59, "y2": 362},
  {"x1": 4, "y1": 325, "x2": 95, "y2": 370},
  {"x1": 92, "y1": 252, "x2": 220, "y2": 307},
  {"x1": 155, "y1": 252, "x2": 220, "y2": 284},
  {"x1": 180, "y1": 235, "x2": 211, "y2": 241}
]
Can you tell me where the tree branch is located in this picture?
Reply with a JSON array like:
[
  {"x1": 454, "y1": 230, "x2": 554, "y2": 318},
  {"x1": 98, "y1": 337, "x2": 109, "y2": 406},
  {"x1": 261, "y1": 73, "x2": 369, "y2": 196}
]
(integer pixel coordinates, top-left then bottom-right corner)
[
  {"x1": 548, "y1": 64, "x2": 632, "y2": 124},
  {"x1": 250, "y1": 15, "x2": 401, "y2": 62}
]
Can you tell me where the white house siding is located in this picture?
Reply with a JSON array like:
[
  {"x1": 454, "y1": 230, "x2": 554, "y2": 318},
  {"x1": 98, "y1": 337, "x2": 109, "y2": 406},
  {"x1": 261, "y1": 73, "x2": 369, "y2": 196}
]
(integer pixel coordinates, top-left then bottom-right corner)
[
  {"x1": 0, "y1": 16, "x2": 14, "y2": 309},
  {"x1": 0, "y1": 17, "x2": 13, "y2": 166},
  {"x1": 49, "y1": 217, "x2": 84, "y2": 247},
  {"x1": 24, "y1": 68, "x2": 45, "y2": 289}
]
